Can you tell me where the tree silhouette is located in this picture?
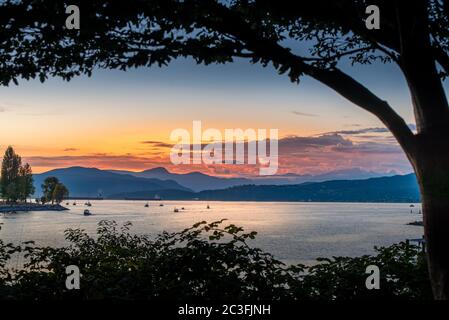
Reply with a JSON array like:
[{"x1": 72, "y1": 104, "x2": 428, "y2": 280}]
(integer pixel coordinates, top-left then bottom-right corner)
[
  {"x1": 0, "y1": 146, "x2": 22, "y2": 202},
  {"x1": 18, "y1": 162, "x2": 35, "y2": 202},
  {"x1": 41, "y1": 177, "x2": 60, "y2": 204},
  {"x1": 52, "y1": 183, "x2": 69, "y2": 204},
  {"x1": 0, "y1": 0, "x2": 448, "y2": 298},
  {"x1": 0, "y1": 147, "x2": 35, "y2": 202}
]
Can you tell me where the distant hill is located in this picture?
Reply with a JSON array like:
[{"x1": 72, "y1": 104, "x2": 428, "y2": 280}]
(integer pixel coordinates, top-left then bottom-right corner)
[
  {"x1": 108, "y1": 189, "x2": 196, "y2": 200},
  {"x1": 107, "y1": 174, "x2": 420, "y2": 203},
  {"x1": 197, "y1": 174, "x2": 420, "y2": 202},
  {"x1": 108, "y1": 167, "x2": 251, "y2": 192},
  {"x1": 251, "y1": 168, "x2": 397, "y2": 185},
  {"x1": 33, "y1": 167, "x2": 191, "y2": 197},
  {"x1": 108, "y1": 167, "x2": 396, "y2": 192}
]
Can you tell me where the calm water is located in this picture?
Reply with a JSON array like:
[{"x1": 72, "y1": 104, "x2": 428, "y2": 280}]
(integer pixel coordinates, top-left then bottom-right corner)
[{"x1": 0, "y1": 201, "x2": 423, "y2": 265}]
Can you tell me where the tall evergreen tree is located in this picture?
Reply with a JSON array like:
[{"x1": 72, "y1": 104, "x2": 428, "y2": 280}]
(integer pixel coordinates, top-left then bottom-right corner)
[
  {"x1": 1, "y1": 147, "x2": 36, "y2": 202},
  {"x1": 18, "y1": 163, "x2": 35, "y2": 202},
  {"x1": 0, "y1": 146, "x2": 22, "y2": 202}
]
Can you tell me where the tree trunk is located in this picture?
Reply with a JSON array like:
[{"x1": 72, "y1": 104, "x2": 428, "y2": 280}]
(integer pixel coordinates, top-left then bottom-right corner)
[
  {"x1": 414, "y1": 135, "x2": 449, "y2": 299},
  {"x1": 396, "y1": 4, "x2": 449, "y2": 298}
]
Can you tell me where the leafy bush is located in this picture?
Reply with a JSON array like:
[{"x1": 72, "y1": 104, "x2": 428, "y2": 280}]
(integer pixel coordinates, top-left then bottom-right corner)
[{"x1": 0, "y1": 220, "x2": 432, "y2": 300}]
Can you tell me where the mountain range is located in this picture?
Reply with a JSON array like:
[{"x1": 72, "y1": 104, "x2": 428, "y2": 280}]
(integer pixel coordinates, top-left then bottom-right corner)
[
  {"x1": 108, "y1": 167, "x2": 250, "y2": 192},
  {"x1": 33, "y1": 167, "x2": 191, "y2": 197},
  {"x1": 33, "y1": 166, "x2": 419, "y2": 202},
  {"x1": 107, "y1": 174, "x2": 420, "y2": 203},
  {"x1": 108, "y1": 167, "x2": 396, "y2": 192},
  {"x1": 195, "y1": 174, "x2": 420, "y2": 202}
]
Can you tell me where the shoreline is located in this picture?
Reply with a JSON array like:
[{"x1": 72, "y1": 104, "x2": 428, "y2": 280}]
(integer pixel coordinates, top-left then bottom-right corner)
[{"x1": 0, "y1": 203, "x2": 69, "y2": 213}]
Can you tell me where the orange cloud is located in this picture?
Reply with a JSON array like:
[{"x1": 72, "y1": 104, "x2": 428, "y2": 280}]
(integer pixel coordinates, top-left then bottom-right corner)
[{"x1": 23, "y1": 128, "x2": 412, "y2": 177}]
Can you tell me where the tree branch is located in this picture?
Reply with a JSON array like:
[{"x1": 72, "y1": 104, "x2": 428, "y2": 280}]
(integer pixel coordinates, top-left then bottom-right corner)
[
  {"x1": 433, "y1": 47, "x2": 449, "y2": 75},
  {"x1": 444, "y1": 0, "x2": 449, "y2": 18},
  {"x1": 306, "y1": 67, "x2": 416, "y2": 155},
  {"x1": 300, "y1": 47, "x2": 375, "y2": 62},
  {"x1": 200, "y1": 2, "x2": 416, "y2": 156}
]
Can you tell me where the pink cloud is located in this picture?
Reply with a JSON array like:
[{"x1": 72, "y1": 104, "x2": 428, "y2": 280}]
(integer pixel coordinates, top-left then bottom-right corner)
[{"x1": 24, "y1": 130, "x2": 412, "y2": 176}]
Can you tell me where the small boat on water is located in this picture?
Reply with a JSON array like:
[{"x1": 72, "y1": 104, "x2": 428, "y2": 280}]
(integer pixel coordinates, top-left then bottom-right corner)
[
  {"x1": 407, "y1": 220, "x2": 423, "y2": 226},
  {"x1": 144, "y1": 202, "x2": 149, "y2": 207},
  {"x1": 174, "y1": 208, "x2": 179, "y2": 212},
  {"x1": 83, "y1": 209, "x2": 92, "y2": 216}
]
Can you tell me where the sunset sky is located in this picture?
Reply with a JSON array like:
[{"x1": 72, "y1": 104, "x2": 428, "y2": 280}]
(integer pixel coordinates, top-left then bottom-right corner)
[{"x1": 0, "y1": 56, "x2": 426, "y2": 176}]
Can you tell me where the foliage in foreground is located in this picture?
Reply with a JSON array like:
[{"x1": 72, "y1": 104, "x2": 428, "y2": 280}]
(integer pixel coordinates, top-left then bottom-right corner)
[{"x1": 0, "y1": 220, "x2": 432, "y2": 300}]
